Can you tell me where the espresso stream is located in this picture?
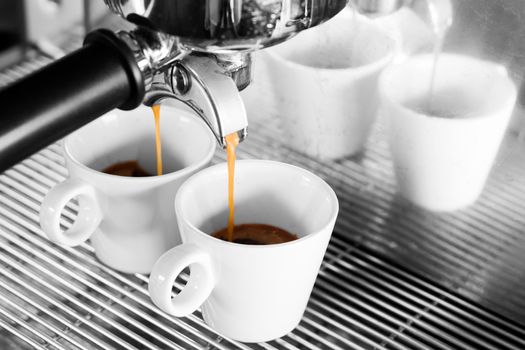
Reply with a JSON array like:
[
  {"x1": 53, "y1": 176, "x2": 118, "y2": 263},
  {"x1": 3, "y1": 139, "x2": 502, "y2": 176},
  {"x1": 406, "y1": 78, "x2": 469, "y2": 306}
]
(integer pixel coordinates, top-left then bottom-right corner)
[
  {"x1": 225, "y1": 132, "x2": 240, "y2": 241},
  {"x1": 152, "y1": 105, "x2": 163, "y2": 176},
  {"x1": 218, "y1": 132, "x2": 297, "y2": 245},
  {"x1": 103, "y1": 108, "x2": 294, "y2": 244},
  {"x1": 101, "y1": 105, "x2": 163, "y2": 177},
  {"x1": 426, "y1": 1, "x2": 453, "y2": 111}
]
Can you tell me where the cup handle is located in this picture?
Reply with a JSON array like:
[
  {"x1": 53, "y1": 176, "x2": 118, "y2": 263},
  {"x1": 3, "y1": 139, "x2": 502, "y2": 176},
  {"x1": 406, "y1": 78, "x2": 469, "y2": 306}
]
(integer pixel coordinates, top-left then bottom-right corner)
[
  {"x1": 149, "y1": 244, "x2": 215, "y2": 317},
  {"x1": 39, "y1": 178, "x2": 102, "y2": 246}
]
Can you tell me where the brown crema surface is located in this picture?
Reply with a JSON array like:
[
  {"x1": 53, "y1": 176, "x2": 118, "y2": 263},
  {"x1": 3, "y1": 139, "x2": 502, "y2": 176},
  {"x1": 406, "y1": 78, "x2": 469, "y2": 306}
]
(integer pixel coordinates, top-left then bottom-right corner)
[{"x1": 213, "y1": 223, "x2": 298, "y2": 245}]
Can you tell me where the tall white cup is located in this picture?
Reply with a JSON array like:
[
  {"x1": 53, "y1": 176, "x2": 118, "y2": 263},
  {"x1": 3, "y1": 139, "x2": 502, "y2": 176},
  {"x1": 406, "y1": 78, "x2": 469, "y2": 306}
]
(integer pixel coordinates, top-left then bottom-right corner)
[
  {"x1": 148, "y1": 160, "x2": 339, "y2": 342},
  {"x1": 264, "y1": 10, "x2": 395, "y2": 159},
  {"x1": 379, "y1": 53, "x2": 517, "y2": 211},
  {"x1": 39, "y1": 105, "x2": 216, "y2": 273}
]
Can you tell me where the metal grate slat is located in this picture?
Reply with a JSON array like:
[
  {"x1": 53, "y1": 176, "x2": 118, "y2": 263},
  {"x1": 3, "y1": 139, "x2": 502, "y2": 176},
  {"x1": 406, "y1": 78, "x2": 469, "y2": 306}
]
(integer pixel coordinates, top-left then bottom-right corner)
[
  {"x1": 0, "y1": 254, "x2": 138, "y2": 350},
  {"x1": 324, "y1": 245, "x2": 519, "y2": 349},
  {"x1": 345, "y1": 244, "x2": 525, "y2": 339},
  {"x1": 342, "y1": 245, "x2": 525, "y2": 344},
  {"x1": 0, "y1": 215, "x2": 203, "y2": 350},
  {"x1": 0, "y1": 317, "x2": 48, "y2": 350},
  {"x1": 0, "y1": 205, "x2": 242, "y2": 349},
  {"x1": 0, "y1": 240, "x2": 165, "y2": 350},
  {"x1": 0, "y1": 288, "x2": 82, "y2": 350},
  {"x1": 0, "y1": 273, "x2": 113, "y2": 349},
  {"x1": 0, "y1": 265, "x2": 130, "y2": 350}
]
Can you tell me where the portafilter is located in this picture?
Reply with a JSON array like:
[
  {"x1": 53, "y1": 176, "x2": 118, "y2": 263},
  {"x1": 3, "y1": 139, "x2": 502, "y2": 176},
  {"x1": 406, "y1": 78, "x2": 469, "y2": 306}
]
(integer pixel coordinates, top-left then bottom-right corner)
[{"x1": 0, "y1": 0, "x2": 347, "y2": 171}]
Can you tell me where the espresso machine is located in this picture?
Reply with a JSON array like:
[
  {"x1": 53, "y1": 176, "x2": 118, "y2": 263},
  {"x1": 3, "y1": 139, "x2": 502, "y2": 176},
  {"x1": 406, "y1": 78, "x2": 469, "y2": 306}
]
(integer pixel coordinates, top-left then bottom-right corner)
[
  {"x1": 0, "y1": 0, "x2": 353, "y2": 172},
  {"x1": 0, "y1": 0, "x2": 446, "y2": 172}
]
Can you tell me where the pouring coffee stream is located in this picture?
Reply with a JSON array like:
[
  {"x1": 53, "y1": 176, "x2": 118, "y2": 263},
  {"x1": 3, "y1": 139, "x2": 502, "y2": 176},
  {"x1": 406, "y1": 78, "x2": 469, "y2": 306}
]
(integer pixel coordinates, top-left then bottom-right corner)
[
  {"x1": 225, "y1": 132, "x2": 240, "y2": 241},
  {"x1": 425, "y1": 0, "x2": 453, "y2": 110},
  {"x1": 352, "y1": 0, "x2": 454, "y2": 110},
  {"x1": 151, "y1": 104, "x2": 163, "y2": 176}
]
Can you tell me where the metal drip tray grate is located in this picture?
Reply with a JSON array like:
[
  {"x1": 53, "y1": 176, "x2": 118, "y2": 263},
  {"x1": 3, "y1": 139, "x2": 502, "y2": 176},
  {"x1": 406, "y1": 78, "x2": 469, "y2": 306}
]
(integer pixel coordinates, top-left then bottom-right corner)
[
  {"x1": 1, "y1": 32, "x2": 525, "y2": 349},
  {"x1": 0, "y1": 143, "x2": 524, "y2": 350}
]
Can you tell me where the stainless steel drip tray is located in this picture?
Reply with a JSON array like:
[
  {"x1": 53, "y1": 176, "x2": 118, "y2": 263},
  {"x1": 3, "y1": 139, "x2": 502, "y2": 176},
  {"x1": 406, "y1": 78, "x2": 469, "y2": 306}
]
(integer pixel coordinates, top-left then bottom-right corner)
[
  {"x1": 0, "y1": 141, "x2": 524, "y2": 350},
  {"x1": 1, "y1": 30, "x2": 525, "y2": 349}
]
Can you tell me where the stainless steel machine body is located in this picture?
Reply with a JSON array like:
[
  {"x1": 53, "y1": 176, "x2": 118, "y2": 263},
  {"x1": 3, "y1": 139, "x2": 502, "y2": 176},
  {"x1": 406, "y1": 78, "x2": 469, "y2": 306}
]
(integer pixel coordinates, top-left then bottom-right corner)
[{"x1": 104, "y1": 0, "x2": 347, "y2": 52}]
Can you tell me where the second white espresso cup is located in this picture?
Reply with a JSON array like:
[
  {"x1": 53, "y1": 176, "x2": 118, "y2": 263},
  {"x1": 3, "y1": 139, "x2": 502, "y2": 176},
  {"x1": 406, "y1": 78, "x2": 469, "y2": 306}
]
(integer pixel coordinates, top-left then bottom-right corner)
[
  {"x1": 264, "y1": 10, "x2": 395, "y2": 159},
  {"x1": 379, "y1": 53, "x2": 517, "y2": 211},
  {"x1": 39, "y1": 105, "x2": 216, "y2": 274},
  {"x1": 149, "y1": 160, "x2": 339, "y2": 342}
]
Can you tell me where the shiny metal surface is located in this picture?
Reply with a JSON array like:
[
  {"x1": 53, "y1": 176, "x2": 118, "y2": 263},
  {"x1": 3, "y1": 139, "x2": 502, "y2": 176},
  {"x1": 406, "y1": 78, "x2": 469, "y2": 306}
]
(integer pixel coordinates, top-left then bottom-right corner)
[
  {"x1": 143, "y1": 52, "x2": 250, "y2": 147},
  {"x1": 116, "y1": 27, "x2": 251, "y2": 148},
  {"x1": 103, "y1": 0, "x2": 347, "y2": 52},
  {"x1": 117, "y1": 28, "x2": 181, "y2": 91}
]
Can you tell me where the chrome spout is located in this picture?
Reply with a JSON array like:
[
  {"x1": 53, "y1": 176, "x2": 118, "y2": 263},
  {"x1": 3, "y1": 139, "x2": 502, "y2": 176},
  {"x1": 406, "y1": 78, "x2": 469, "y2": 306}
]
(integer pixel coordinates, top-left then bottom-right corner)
[
  {"x1": 121, "y1": 29, "x2": 249, "y2": 148},
  {"x1": 167, "y1": 54, "x2": 249, "y2": 148}
]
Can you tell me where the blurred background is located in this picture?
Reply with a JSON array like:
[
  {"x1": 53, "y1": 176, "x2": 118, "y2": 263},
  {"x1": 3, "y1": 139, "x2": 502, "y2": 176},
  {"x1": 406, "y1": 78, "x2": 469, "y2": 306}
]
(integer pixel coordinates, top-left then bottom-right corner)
[{"x1": 0, "y1": 0, "x2": 112, "y2": 69}]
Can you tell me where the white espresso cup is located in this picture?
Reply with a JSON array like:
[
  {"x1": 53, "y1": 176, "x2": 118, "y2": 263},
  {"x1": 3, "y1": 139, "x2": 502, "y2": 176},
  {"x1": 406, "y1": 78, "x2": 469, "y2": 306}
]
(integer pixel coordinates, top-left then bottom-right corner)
[
  {"x1": 39, "y1": 105, "x2": 216, "y2": 274},
  {"x1": 379, "y1": 53, "x2": 517, "y2": 211},
  {"x1": 264, "y1": 10, "x2": 395, "y2": 159},
  {"x1": 149, "y1": 160, "x2": 339, "y2": 342}
]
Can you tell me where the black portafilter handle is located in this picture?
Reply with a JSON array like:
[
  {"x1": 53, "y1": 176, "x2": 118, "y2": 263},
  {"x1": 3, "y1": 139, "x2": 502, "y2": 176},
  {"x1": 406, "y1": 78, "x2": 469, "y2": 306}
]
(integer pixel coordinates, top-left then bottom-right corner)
[{"x1": 0, "y1": 29, "x2": 145, "y2": 172}]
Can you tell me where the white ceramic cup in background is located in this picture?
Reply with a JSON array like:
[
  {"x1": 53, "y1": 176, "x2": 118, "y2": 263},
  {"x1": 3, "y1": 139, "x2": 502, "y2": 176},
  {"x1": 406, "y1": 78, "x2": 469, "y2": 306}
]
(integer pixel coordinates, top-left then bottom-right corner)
[
  {"x1": 379, "y1": 53, "x2": 517, "y2": 211},
  {"x1": 264, "y1": 10, "x2": 395, "y2": 159},
  {"x1": 39, "y1": 105, "x2": 216, "y2": 274},
  {"x1": 149, "y1": 160, "x2": 339, "y2": 342}
]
